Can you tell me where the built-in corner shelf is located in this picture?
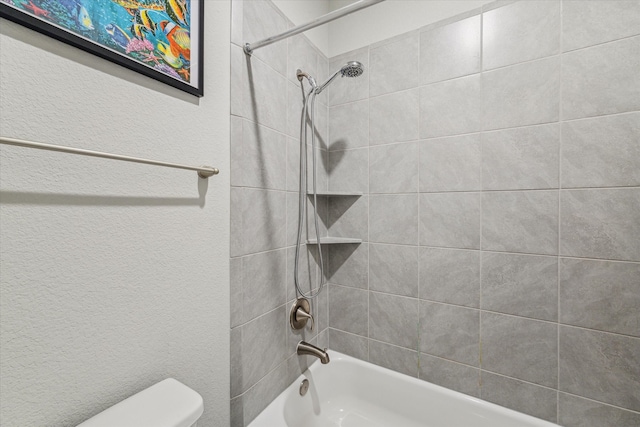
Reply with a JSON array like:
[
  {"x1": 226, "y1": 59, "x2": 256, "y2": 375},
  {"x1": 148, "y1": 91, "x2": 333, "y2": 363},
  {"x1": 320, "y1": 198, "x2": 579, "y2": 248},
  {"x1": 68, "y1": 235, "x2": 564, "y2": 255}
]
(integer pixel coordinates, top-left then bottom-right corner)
[
  {"x1": 307, "y1": 191, "x2": 363, "y2": 197},
  {"x1": 307, "y1": 237, "x2": 362, "y2": 245},
  {"x1": 305, "y1": 192, "x2": 362, "y2": 245}
]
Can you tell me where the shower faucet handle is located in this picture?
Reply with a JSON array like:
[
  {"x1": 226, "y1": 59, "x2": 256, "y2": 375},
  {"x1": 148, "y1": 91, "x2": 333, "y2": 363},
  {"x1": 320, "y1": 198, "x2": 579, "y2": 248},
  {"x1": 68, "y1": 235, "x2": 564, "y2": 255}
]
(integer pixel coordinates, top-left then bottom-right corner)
[
  {"x1": 290, "y1": 298, "x2": 314, "y2": 331},
  {"x1": 296, "y1": 308, "x2": 314, "y2": 331}
]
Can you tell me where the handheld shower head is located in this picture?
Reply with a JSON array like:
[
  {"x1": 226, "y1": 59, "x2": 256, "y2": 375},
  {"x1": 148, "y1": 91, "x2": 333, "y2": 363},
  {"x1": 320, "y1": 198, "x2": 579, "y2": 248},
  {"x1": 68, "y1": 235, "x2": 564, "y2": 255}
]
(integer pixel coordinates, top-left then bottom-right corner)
[
  {"x1": 340, "y1": 61, "x2": 364, "y2": 78},
  {"x1": 315, "y1": 61, "x2": 364, "y2": 94}
]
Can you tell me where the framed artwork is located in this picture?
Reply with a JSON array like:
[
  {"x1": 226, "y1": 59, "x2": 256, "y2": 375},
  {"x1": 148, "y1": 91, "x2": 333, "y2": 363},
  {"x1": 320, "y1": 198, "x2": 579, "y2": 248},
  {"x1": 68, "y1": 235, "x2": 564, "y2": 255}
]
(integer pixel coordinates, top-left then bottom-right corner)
[{"x1": 0, "y1": 0, "x2": 204, "y2": 96}]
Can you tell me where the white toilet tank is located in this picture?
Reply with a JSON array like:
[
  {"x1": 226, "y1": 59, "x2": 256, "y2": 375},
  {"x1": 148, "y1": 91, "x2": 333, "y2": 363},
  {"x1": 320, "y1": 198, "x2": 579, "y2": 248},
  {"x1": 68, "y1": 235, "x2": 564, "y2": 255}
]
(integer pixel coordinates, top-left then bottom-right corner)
[{"x1": 77, "y1": 378, "x2": 204, "y2": 427}]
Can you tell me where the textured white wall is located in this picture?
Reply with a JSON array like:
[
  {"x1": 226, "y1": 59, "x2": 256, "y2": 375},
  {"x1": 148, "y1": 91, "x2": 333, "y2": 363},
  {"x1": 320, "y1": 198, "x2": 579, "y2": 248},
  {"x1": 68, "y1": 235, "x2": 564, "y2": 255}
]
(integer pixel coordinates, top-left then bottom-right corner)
[
  {"x1": 328, "y1": 0, "x2": 493, "y2": 56},
  {"x1": 0, "y1": 1, "x2": 230, "y2": 425}
]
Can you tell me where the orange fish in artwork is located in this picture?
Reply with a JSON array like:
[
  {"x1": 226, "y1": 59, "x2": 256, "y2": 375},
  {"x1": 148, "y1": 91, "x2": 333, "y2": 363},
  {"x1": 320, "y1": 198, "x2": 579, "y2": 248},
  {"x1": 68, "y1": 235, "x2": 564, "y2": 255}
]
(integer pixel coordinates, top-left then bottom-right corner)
[{"x1": 159, "y1": 20, "x2": 190, "y2": 61}]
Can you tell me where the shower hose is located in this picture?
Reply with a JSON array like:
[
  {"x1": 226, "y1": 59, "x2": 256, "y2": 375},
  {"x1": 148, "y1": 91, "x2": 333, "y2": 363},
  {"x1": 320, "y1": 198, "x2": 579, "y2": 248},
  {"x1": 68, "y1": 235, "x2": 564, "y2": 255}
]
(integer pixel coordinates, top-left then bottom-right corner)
[{"x1": 294, "y1": 81, "x2": 325, "y2": 300}]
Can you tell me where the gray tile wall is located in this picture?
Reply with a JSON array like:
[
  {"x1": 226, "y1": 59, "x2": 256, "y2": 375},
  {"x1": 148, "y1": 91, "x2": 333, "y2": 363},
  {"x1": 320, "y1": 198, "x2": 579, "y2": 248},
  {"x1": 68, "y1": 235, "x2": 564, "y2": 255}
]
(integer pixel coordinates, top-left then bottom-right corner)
[
  {"x1": 325, "y1": 1, "x2": 640, "y2": 425},
  {"x1": 230, "y1": 1, "x2": 330, "y2": 425}
]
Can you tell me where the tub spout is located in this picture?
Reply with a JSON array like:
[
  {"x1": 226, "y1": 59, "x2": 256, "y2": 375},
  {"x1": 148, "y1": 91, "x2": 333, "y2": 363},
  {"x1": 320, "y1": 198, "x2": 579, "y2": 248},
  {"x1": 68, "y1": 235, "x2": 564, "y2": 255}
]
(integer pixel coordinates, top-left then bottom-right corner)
[{"x1": 297, "y1": 341, "x2": 330, "y2": 364}]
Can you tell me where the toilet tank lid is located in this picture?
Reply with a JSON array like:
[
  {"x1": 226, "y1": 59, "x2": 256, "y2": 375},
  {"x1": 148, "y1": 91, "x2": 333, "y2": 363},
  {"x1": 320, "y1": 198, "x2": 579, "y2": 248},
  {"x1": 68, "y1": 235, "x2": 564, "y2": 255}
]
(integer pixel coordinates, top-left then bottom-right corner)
[{"x1": 77, "y1": 378, "x2": 204, "y2": 427}]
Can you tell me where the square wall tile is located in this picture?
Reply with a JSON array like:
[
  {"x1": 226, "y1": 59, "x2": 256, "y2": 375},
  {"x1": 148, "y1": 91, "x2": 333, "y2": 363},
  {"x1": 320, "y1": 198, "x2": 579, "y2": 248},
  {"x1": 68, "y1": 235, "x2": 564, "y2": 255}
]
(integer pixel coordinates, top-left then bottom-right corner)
[
  {"x1": 420, "y1": 248, "x2": 480, "y2": 308},
  {"x1": 419, "y1": 353, "x2": 480, "y2": 397},
  {"x1": 328, "y1": 148, "x2": 368, "y2": 193},
  {"x1": 329, "y1": 47, "x2": 369, "y2": 106},
  {"x1": 235, "y1": 120, "x2": 287, "y2": 190},
  {"x1": 243, "y1": 57, "x2": 288, "y2": 134},
  {"x1": 562, "y1": 36, "x2": 640, "y2": 120},
  {"x1": 420, "y1": 134, "x2": 481, "y2": 192},
  {"x1": 482, "y1": 191, "x2": 558, "y2": 255},
  {"x1": 231, "y1": 44, "x2": 244, "y2": 117},
  {"x1": 327, "y1": 243, "x2": 368, "y2": 289},
  {"x1": 287, "y1": 35, "x2": 318, "y2": 84},
  {"x1": 231, "y1": 188, "x2": 244, "y2": 257},
  {"x1": 480, "y1": 372, "x2": 558, "y2": 423},
  {"x1": 559, "y1": 326, "x2": 640, "y2": 411},
  {"x1": 482, "y1": 124, "x2": 560, "y2": 190},
  {"x1": 329, "y1": 100, "x2": 369, "y2": 150},
  {"x1": 316, "y1": 54, "x2": 330, "y2": 106},
  {"x1": 370, "y1": 194, "x2": 419, "y2": 245},
  {"x1": 369, "y1": 142, "x2": 419, "y2": 194},
  {"x1": 240, "y1": 249, "x2": 286, "y2": 324},
  {"x1": 562, "y1": 0, "x2": 640, "y2": 52},
  {"x1": 288, "y1": 192, "x2": 328, "y2": 247},
  {"x1": 420, "y1": 192, "x2": 481, "y2": 249},
  {"x1": 421, "y1": 15, "x2": 481, "y2": 84},
  {"x1": 481, "y1": 312, "x2": 558, "y2": 388},
  {"x1": 482, "y1": 0, "x2": 560, "y2": 70},
  {"x1": 482, "y1": 57, "x2": 560, "y2": 131},
  {"x1": 329, "y1": 285, "x2": 368, "y2": 336},
  {"x1": 559, "y1": 392, "x2": 640, "y2": 427},
  {"x1": 242, "y1": 0, "x2": 287, "y2": 75},
  {"x1": 230, "y1": 257, "x2": 243, "y2": 328},
  {"x1": 286, "y1": 136, "x2": 299, "y2": 192},
  {"x1": 329, "y1": 328, "x2": 368, "y2": 361},
  {"x1": 233, "y1": 360, "x2": 289, "y2": 427},
  {"x1": 287, "y1": 245, "x2": 321, "y2": 302},
  {"x1": 369, "y1": 89, "x2": 420, "y2": 146},
  {"x1": 238, "y1": 188, "x2": 286, "y2": 255},
  {"x1": 231, "y1": 306, "x2": 287, "y2": 396},
  {"x1": 231, "y1": 0, "x2": 242, "y2": 46},
  {"x1": 560, "y1": 258, "x2": 640, "y2": 337},
  {"x1": 370, "y1": 340, "x2": 418, "y2": 377},
  {"x1": 419, "y1": 301, "x2": 480, "y2": 366},
  {"x1": 560, "y1": 188, "x2": 640, "y2": 261},
  {"x1": 420, "y1": 74, "x2": 482, "y2": 138},
  {"x1": 328, "y1": 195, "x2": 368, "y2": 241},
  {"x1": 482, "y1": 252, "x2": 558, "y2": 321},
  {"x1": 369, "y1": 244, "x2": 419, "y2": 298},
  {"x1": 561, "y1": 112, "x2": 640, "y2": 188},
  {"x1": 369, "y1": 32, "x2": 420, "y2": 97},
  {"x1": 286, "y1": 80, "x2": 302, "y2": 139},
  {"x1": 369, "y1": 292, "x2": 419, "y2": 350}
]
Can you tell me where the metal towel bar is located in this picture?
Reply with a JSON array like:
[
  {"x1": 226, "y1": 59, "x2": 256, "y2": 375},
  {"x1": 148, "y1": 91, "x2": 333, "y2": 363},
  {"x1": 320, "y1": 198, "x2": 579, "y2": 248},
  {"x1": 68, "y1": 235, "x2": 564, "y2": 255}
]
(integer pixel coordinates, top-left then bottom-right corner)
[{"x1": 0, "y1": 137, "x2": 219, "y2": 178}]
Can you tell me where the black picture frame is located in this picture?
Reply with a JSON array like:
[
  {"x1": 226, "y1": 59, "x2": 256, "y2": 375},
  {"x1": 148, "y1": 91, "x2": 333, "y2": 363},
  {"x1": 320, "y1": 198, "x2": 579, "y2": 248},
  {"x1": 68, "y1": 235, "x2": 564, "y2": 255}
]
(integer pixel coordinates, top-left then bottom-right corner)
[{"x1": 0, "y1": 0, "x2": 204, "y2": 97}]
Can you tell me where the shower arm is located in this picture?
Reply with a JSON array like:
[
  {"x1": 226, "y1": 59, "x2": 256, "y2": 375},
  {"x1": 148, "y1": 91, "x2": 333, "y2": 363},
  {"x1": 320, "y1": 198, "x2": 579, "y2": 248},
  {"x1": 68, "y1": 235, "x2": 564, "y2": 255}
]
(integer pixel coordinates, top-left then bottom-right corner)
[
  {"x1": 315, "y1": 70, "x2": 341, "y2": 95},
  {"x1": 244, "y1": 0, "x2": 385, "y2": 55}
]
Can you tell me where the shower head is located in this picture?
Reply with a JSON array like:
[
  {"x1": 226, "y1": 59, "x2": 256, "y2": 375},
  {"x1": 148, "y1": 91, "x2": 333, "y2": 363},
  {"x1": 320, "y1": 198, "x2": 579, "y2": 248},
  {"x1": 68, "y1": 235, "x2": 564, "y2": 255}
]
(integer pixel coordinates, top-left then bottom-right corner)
[
  {"x1": 340, "y1": 61, "x2": 364, "y2": 78},
  {"x1": 315, "y1": 61, "x2": 364, "y2": 94}
]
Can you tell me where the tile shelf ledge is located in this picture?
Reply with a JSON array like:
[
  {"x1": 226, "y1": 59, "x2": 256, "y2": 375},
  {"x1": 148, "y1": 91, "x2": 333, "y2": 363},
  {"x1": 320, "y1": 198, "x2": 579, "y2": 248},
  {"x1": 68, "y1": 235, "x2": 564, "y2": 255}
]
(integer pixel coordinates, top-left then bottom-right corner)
[
  {"x1": 307, "y1": 191, "x2": 363, "y2": 197},
  {"x1": 306, "y1": 237, "x2": 362, "y2": 245}
]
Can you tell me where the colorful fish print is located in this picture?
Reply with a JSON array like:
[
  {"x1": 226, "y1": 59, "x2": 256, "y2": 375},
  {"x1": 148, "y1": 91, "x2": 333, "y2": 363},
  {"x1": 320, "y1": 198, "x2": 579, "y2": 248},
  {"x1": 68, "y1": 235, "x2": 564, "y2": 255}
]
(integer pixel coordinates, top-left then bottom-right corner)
[
  {"x1": 111, "y1": 0, "x2": 163, "y2": 11},
  {"x1": 23, "y1": 0, "x2": 51, "y2": 18},
  {"x1": 159, "y1": 20, "x2": 189, "y2": 61},
  {"x1": 6, "y1": 0, "x2": 193, "y2": 83},
  {"x1": 134, "y1": 9, "x2": 157, "y2": 35},
  {"x1": 164, "y1": 0, "x2": 187, "y2": 26},
  {"x1": 105, "y1": 23, "x2": 131, "y2": 49},
  {"x1": 76, "y1": 4, "x2": 93, "y2": 30},
  {"x1": 130, "y1": 23, "x2": 149, "y2": 39},
  {"x1": 156, "y1": 41, "x2": 183, "y2": 69}
]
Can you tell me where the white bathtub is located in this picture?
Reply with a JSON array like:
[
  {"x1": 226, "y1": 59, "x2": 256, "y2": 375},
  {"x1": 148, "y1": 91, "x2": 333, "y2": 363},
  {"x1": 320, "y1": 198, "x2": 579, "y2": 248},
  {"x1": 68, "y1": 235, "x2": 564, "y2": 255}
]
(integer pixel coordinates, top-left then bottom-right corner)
[{"x1": 249, "y1": 351, "x2": 559, "y2": 427}]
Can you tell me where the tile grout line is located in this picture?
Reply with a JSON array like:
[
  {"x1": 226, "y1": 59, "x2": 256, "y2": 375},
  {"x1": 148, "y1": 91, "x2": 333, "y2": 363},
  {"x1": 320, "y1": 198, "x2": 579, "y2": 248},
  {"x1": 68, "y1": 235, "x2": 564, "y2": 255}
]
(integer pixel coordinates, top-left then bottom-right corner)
[
  {"x1": 557, "y1": 0, "x2": 564, "y2": 420},
  {"x1": 323, "y1": 109, "x2": 640, "y2": 154},
  {"x1": 367, "y1": 44, "x2": 371, "y2": 363},
  {"x1": 478, "y1": 7, "x2": 485, "y2": 399},
  {"x1": 417, "y1": 20, "x2": 423, "y2": 377}
]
